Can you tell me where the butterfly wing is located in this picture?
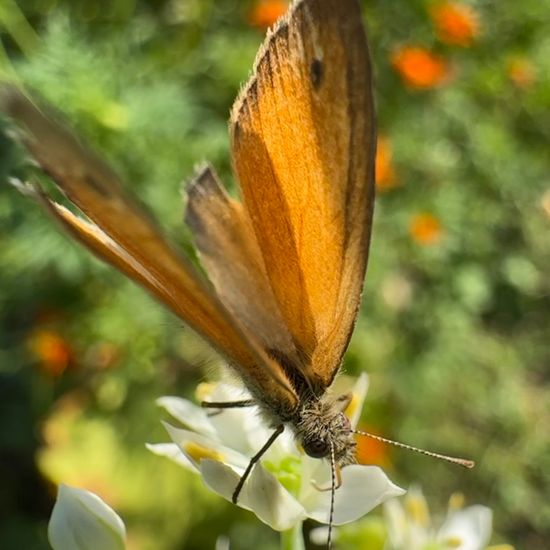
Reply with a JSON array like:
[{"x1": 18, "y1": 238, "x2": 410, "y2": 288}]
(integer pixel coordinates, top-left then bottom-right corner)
[
  {"x1": 185, "y1": 165, "x2": 300, "y2": 366},
  {"x1": 0, "y1": 85, "x2": 297, "y2": 408},
  {"x1": 230, "y1": 0, "x2": 376, "y2": 389}
]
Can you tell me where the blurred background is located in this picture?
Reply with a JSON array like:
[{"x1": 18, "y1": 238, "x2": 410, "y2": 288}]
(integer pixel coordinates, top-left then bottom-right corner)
[{"x1": 0, "y1": 0, "x2": 548, "y2": 548}]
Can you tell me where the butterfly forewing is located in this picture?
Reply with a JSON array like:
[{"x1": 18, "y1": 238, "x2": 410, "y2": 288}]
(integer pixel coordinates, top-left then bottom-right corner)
[
  {"x1": 230, "y1": 0, "x2": 375, "y2": 389},
  {"x1": 0, "y1": 85, "x2": 297, "y2": 407}
]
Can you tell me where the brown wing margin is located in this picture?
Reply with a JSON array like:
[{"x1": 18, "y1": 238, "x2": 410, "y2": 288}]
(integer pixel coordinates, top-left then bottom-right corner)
[
  {"x1": 230, "y1": 0, "x2": 376, "y2": 389},
  {"x1": 0, "y1": 84, "x2": 298, "y2": 410}
]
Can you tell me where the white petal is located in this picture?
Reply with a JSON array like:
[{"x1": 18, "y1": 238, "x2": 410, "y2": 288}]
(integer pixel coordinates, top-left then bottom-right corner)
[
  {"x1": 265, "y1": 428, "x2": 300, "y2": 459},
  {"x1": 384, "y1": 494, "x2": 430, "y2": 550},
  {"x1": 384, "y1": 497, "x2": 409, "y2": 548},
  {"x1": 160, "y1": 384, "x2": 270, "y2": 456},
  {"x1": 205, "y1": 384, "x2": 288, "y2": 457},
  {"x1": 208, "y1": 381, "x2": 251, "y2": 402},
  {"x1": 48, "y1": 485, "x2": 126, "y2": 550},
  {"x1": 146, "y1": 442, "x2": 198, "y2": 472},
  {"x1": 156, "y1": 396, "x2": 218, "y2": 438},
  {"x1": 200, "y1": 459, "x2": 307, "y2": 531},
  {"x1": 348, "y1": 373, "x2": 369, "y2": 428},
  {"x1": 301, "y1": 465, "x2": 405, "y2": 525},
  {"x1": 207, "y1": 402, "x2": 264, "y2": 455},
  {"x1": 163, "y1": 422, "x2": 250, "y2": 470},
  {"x1": 437, "y1": 505, "x2": 493, "y2": 550},
  {"x1": 328, "y1": 374, "x2": 369, "y2": 428},
  {"x1": 309, "y1": 526, "x2": 329, "y2": 546}
]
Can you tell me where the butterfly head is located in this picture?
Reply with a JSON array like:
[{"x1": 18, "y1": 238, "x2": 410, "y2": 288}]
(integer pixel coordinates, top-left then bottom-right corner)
[{"x1": 295, "y1": 398, "x2": 357, "y2": 466}]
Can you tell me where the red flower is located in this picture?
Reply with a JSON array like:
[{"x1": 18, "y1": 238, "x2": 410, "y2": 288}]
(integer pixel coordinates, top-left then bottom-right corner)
[
  {"x1": 29, "y1": 329, "x2": 72, "y2": 377},
  {"x1": 410, "y1": 213, "x2": 444, "y2": 245},
  {"x1": 249, "y1": 1, "x2": 289, "y2": 29},
  {"x1": 392, "y1": 47, "x2": 450, "y2": 89},
  {"x1": 431, "y1": 2, "x2": 479, "y2": 47},
  {"x1": 356, "y1": 425, "x2": 391, "y2": 468}
]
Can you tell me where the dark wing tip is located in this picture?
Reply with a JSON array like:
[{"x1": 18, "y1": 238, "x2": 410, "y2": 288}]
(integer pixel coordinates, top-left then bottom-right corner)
[
  {"x1": 229, "y1": 2, "x2": 295, "y2": 128},
  {"x1": 184, "y1": 163, "x2": 230, "y2": 230}
]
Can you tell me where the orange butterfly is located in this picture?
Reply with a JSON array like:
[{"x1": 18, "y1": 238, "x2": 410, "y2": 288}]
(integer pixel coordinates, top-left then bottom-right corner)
[{"x1": 0, "y1": 0, "x2": 472, "y2": 544}]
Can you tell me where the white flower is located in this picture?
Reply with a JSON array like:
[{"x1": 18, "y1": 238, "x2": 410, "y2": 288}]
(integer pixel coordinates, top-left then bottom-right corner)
[
  {"x1": 148, "y1": 373, "x2": 404, "y2": 531},
  {"x1": 48, "y1": 484, "x2": 126, "y2": 550},
  {"x1": 384, "y1": 487, "x2": 511, "y2": 550}
]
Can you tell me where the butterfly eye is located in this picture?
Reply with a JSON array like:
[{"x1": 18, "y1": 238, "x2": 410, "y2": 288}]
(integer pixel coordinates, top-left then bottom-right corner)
[{"x1": 303, "y1": 437, "x2": 330, "y2": 459}]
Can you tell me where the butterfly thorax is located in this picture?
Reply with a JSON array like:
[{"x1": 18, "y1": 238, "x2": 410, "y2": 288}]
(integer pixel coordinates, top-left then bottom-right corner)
[{"x1": 247, "y1": 350, "x2": 358, "y2": 466}]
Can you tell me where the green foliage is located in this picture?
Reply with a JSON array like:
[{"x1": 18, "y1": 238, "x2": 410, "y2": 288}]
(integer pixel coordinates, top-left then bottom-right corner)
[{"x1": 1, "y1": 0, "x2": 548, "y2": 548}]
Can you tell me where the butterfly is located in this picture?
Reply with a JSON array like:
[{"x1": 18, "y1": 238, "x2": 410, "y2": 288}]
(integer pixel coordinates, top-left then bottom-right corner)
[{"x1": 0, "y1": 0, "x2": 472, "y2": 545}]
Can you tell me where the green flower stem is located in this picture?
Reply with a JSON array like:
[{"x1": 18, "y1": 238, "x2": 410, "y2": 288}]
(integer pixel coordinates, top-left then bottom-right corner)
[
  {"x1": 280, "y1": 523, "x2": 305, "y2": 550},
  {"x1": 0, "y1": 0, "x2": 40, "y2": 57}
]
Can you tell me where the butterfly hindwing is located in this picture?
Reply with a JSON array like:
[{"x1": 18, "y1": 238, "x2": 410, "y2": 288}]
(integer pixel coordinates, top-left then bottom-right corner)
[{"x1": 185, "y1": 165, "x2": 300, "y2": 365}]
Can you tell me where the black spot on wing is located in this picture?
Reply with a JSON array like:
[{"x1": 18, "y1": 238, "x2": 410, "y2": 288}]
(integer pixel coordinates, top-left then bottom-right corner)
[{"x1": 310, "y1": 59, "x2": 323, "y2": 89}]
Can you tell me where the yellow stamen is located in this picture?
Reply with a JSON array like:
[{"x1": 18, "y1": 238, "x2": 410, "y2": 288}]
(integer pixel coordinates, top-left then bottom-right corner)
[
  {"x1": 405, "y1": 493, "x2": 430, "y2": 526},
  {"x1": 184, "y1": 441, "x2": 224, "y2": 463},
  {"x1": 443, "y1": 536, "x2": 463, "y2": 548},
  {"x1": 345, "y1": 392, "x2": 360, "y2": 419},
  {"x1": 195, "y1": 382, "x2": 215, "y2": 402},
  {"x1": 448, "y1": 492, "x2": 465, "y2": 511}
]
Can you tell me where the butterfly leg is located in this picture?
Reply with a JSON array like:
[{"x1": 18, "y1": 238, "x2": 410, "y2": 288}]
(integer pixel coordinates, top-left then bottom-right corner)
[
  {"x1": 312, "y1": 464, "x2": 342, "y2": 491},
  {"x1": 201, "y1": 399, "x2": 256, "y2": 409},
  {"x1": 201, "y1": 399, "x2": 256, "y2": 417},
  {"x1": 232, "y1": 424, "x2": 285, "y2": 504}
]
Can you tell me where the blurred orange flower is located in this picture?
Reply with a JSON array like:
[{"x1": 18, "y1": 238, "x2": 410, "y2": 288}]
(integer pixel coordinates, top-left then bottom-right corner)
[
  {"x1": 356, "y1": 425, "x2": 391, "y2": 468},
  {"x1": 391, "y1": 47, "x2": 449, "y2": 89},
  {"x1": 507, "y1": 57, "x2": 537, "y2": 89},
  {"x1": 249, "y1": 0, "x2": 289, "y2": 29},
  {"x1": 29, "y1": 329, "x2": 72, "y2": 376},
  {"x1": 410, "y1": 213, "x2": 444, "y2": 245},
  {"x1": 376, "y1": 136, "x2": 397, "y2": 191},
  {"x1": 431, "y1": 2, "x2": 479, "y2": 47}
]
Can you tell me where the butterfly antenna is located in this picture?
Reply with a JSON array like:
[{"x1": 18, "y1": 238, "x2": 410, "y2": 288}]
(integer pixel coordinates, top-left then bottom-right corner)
[
  {"x1": 353, "y1": 429, "x2": 475, "y2": 469},
  {"x1": 327, "y1": 441, "x2": 336, "y2": 550}
]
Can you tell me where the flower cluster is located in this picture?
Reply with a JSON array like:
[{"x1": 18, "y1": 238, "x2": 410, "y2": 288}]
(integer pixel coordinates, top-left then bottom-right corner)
[
  {"x1": 47, "y1": 484, "x2": 515, "y2": 550},
  {"x1": 148, "y1": 375, "x2": 405, "y2": 531},
  {"x1": 311, "y1": 487, "x2": 515, "y2": 550},
  {"x1": 383, "y1": 487, "x2": 513, "y2": 550},
  {"x1": 392, "y1": 2, "x2": 480, "y2": 89}
]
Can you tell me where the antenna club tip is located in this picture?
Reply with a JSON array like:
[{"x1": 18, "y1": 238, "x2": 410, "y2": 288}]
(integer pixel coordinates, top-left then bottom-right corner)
[{"x1": 463, "y1": 460, "x2": 476, "y2": 469}]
